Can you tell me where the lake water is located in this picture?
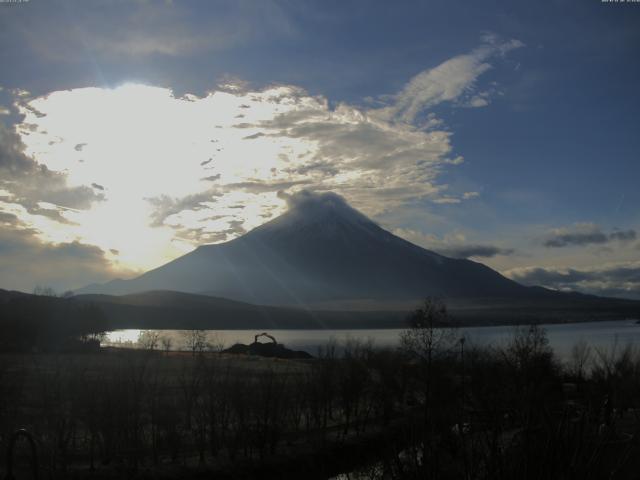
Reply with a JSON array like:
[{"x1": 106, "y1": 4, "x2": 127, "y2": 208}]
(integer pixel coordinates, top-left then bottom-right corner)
[{"x1": 105, "y1": 319, "x2": 640, "y2": 361}]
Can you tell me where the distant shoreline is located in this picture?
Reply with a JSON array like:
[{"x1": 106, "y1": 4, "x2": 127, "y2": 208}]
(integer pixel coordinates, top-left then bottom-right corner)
[{"x1": 106, "y1": 315, "x2": 640, "y2": 331}]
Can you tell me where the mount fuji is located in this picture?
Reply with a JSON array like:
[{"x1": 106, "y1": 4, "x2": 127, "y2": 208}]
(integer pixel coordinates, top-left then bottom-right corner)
[{"x1": 77, "y1": 191, "x2": 545, "y2": 308}]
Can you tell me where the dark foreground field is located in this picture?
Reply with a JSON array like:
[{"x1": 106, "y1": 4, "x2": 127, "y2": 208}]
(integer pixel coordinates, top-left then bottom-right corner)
[{"x1": 4, "y1": 323, "x2": 640, "y2": 479}]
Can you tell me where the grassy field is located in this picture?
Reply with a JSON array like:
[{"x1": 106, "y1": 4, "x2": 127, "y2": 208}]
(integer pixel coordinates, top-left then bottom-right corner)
[{"x1": 0, "y1": 345, "x2": 411, "y2": 479}]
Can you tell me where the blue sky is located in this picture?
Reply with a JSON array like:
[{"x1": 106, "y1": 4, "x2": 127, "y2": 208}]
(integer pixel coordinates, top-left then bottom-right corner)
[{"x1": 0, "y1": 0, "x2": 639, "y2": 298}]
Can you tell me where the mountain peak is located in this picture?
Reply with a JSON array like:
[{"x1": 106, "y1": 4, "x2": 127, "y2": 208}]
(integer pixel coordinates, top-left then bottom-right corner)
[
  {"x1": 256, "y1": 190, "x2": 375, "y2": 236},
  {"x1": 285, "y1": 190, "x2": 355, "y2": 213},
  {"x1": 77, "y1": 189, "x2": 529, "y2": 304},
  {"x1": 246, "y1": 190, "x2": 382, "y2": 242}
]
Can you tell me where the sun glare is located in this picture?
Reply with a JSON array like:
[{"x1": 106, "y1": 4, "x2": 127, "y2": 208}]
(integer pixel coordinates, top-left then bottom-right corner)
[
  {"x1": 12, "y1": 83, "x2": 314, "y2": 273},
  {"x1": 8, "y1": 79, "x2": 461, "y2": 279}
]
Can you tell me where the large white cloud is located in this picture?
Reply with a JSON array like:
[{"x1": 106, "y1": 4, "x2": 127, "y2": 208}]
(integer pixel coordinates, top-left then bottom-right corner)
[
  {"x1": 1, "y1": 37, "x2": 522, "y2": 277},
  {"x1": 372, "y1": 35, "x2": 524, "y2": 124}
]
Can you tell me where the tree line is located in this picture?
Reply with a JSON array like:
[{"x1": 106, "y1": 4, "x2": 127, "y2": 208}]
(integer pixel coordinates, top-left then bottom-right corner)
[{"x1": 1, "y1": 299, "x2": 640, "y2": 478}]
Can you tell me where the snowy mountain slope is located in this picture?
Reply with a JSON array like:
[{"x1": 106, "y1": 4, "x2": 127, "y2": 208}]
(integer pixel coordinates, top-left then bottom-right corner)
[{"x1": 77, "y1": 191, "x2": 535, "y2": 306}]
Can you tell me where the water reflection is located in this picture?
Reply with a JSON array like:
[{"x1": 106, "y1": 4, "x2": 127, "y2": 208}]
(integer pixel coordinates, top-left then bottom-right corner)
[{"x1": 104, "y1": 319, "x2": 640, "y2": 361}]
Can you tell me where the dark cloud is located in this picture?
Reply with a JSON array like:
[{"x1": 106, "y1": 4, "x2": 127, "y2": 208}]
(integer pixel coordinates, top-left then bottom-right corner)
[
  {"x1": 283, "y1": 161, "x2": 339, "y2": 177},
  {"x1": 543, "y1": 228, "x2": 608, "y2": 248},
  {"x1": 509, "y1": 267, "x2": 592, "y2": 286},
  {"x1": 534, "y1": 265, "x2": 640, "y2": 285},
  {"x1": 609, "y1": 229, "x2": 637, "y2": 242},
  {"x1": 91, "y1": 183, "x2": 105, "y2": 191},
  {"x1": 0, "y1": 122, "x2": 104, "y2": 217},
  {"x1": 6, "y1": 169, "x2": 102, "y2": 211},
  {"x1": 203, "y1": 215, "x2": 226, "y2": 222},
  {"x1": 0, "y1": 225, "x2": 120, "y2": 293},
  {"x1": 227, "y1": 219, "x2": 246, "y2": 236},
  {"x1": 242, "y1": 132, "x2": 266, "y2": 140},
  {"x1": 224, "y1": 179, "x2": 312, "y2": 194},
  {"x1": 506, "y1": 263, "x2": 640, "y2": 300},
  {"x1": 202, "y1": 174, "x2": 221, "y2": 182},
  {"x1": 436, "y1": 244, "x2": 515, "y2": 259},
  {"x1": 146, "y1": 189, "x2": 222, "y2": 227},
  {"x1": 172, "y1": 227, "x2": 228, "y2": 244},
  {"x1": 74, "y1": 143, "x2": 87, "y2": 152},
  {"x1": 21, "y1": 104, "x2": 47, "y2": 119},
  {"x1": 543, "y1": 223, "x2": 637, "y2": 248},
  {"x1": 0, "y1": 121, "x2": 34, "y2": 173},
  {"x1": 169, "y1": 221, "x2": 248, "y2": 245},
  {"x1": 0, "y1": 212, "x2": 19, "y2": 225},
  {"x1": 22, "y1": 204, "x2": 78, "y2": 225}
]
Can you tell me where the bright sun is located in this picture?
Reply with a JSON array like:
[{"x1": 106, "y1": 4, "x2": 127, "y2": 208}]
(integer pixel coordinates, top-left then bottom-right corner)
[
  {"x1": 12, "y1": 83, "x2": 316, "y2": 273},
  {"x1": 6, "y1": 81, "x2": 459, "y2": 280}
]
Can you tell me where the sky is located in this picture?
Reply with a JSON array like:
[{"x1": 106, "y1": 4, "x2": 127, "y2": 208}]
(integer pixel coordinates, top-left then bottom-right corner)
[{"x1": 0, "y1": 0, "x2": 639, "y2": 299}]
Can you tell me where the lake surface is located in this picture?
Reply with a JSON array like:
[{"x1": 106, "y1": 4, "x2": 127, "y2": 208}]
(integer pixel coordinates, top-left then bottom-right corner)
[{"x1": 105, "y1": 319, "x2": 640, "y2": 361}]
